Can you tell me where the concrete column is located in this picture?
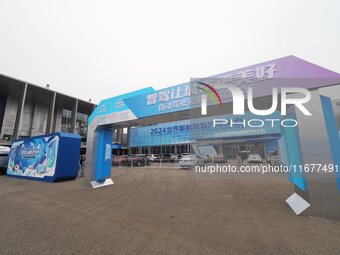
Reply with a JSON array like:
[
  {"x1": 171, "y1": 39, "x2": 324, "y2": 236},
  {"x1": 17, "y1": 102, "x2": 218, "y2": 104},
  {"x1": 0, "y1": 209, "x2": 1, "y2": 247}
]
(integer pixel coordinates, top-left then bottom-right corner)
[
  {"x1": 13, "y1": 83, "x2": 27, "y2": 139},
  {"x1": 125, "y1": 127, "x2": 131, "y2": 154},
  {"x1": 46, "y1": 91, "x2": 56, "y2": 134},
  {"x1": 29, "y1": 101, "x2": 37, "y2": 136},
  {"x1": 116, "y1": 128, "x2": 123, "y2": 144},
  {"x1": 70, "y1": 99, "x2": 78, "y2": 133},
  {"x1": 126, "y1": 127, "x2": 130, "y2": 147},
  {"x1": 0, "y1": 95, "x2": 7, "y2": 136}
]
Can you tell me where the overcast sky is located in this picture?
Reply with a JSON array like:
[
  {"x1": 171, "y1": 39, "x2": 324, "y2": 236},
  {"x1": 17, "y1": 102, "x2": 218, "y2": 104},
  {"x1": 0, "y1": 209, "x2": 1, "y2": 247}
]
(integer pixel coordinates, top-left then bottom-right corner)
[{"x1": 0, "y1": 0, "x2": 339, "y2": 103}]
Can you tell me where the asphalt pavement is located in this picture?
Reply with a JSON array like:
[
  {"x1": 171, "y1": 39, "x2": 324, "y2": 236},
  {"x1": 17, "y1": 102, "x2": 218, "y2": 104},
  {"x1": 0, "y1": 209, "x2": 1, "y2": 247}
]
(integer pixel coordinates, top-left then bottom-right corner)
[{"x1": 0, "y1": 167, "x2": 339, "y2": 255}]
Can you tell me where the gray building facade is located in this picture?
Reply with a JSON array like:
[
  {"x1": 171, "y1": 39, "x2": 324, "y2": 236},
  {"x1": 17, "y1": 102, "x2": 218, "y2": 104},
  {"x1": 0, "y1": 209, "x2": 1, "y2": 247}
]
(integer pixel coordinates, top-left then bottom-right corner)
[{"x1": 0, "y1": 74, "x2": 96, "y2": 145}]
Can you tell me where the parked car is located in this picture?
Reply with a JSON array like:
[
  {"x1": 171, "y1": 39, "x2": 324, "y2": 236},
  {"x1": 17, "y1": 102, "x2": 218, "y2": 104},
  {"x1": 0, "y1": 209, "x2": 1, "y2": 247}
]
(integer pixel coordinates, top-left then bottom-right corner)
[
  {"x1": 135, "y1": 155, "x2": 151, "y2": 166},
  {"x1": 128, "y1": 155, "x2": 150, "y2": 167},
  {"x1": 213, "y1": 154, "x2": 225, "y2": 163},
  {"x1": 135, "y1": 154, "x2": 147, "y2": 157},
  {"x1": 247, "y1": 154, "x2": 263, "y2": 163},
  {"x1": 159, "y1": 153, "x2": 171, "y2": 162},
  {"x1": 113, "y1": 155, "x2": 150, "y2": 167},
  {"x1": 180, "y1": 153, "x2": 190, "y2": 157},
  {"x1": 147, "y1": 154, "x2": 158, "y2": 162},
  {"x1": 200, "y1": 154, "x2": 212, "y2": 163},
  {"x1": 170, "y1": 153, "x2": 192, "y2": 162},
  {"x1": 112, "y1": 155, "x2": 129, "y2": 166},
  {"x1": 269, "y1": 155, "x2": 281, "y2": 166},
  {"x1": 170, "y1": 154, "x2": 180, "y2": 162},
  {"x1": 170, "y1": 154, "x2": 183, "y2": 162},
  {"x1": 266, "y1": 151, "x2": 279, "y2": 164},
  {"x1": 178, "y1": 154, "x2": 204, "y2": 168},
  {"x1": 0, "y1": 146, "x2": 10, "y2": 175}
]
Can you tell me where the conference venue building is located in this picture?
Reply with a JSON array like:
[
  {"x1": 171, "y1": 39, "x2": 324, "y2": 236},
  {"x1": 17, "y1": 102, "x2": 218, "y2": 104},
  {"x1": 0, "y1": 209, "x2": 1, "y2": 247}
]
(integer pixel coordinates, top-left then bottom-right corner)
[{"x1": 0, "y1": 74, "x2": 96, "y2": 146}]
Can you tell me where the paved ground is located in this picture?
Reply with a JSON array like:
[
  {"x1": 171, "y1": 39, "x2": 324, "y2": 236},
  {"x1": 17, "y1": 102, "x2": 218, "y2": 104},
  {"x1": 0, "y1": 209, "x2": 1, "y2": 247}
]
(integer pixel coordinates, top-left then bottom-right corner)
[{"x1": 0, "y1": 167, "x2": 340, "y2": 255}]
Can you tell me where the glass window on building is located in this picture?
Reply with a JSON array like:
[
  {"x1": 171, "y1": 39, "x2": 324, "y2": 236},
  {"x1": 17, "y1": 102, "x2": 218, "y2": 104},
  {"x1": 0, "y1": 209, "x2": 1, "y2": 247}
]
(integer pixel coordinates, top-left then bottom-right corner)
[
  {"x1": 76, "y1": 112, "x2": 88, "y2": 138},
  {"x1": 61, "y1": 109, "x2": 72, "y2": 133}
]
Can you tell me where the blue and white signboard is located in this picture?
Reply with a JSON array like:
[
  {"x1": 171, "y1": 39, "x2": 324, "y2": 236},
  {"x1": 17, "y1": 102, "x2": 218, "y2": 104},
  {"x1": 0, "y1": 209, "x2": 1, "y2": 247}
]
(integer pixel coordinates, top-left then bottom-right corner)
[
  {"x1": 124, "y1": 83, "x2": 191, "y2": 118},
  {"x1": 88, "y1": 87, "x2": 155, "y2": 125},
  {"x1": 112, "y1": 143, "x2": 122, "y2": 149},
  {"x1": 130, "y1": 112, "x2": 281, "y2": 147},
  {"x1": 130, "y1": 119, "x2": 191, "y2": 147}
]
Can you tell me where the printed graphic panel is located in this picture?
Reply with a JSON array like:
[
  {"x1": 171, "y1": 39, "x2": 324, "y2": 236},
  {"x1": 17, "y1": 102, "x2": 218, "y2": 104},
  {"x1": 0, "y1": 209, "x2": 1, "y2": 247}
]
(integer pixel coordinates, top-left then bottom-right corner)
[{"x1": 7, "y1": 136, "x2": 59, "y2": 178}]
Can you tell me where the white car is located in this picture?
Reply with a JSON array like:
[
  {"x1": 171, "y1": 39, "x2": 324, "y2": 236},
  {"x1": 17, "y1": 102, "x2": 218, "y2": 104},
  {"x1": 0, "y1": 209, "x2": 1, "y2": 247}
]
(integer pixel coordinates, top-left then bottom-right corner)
[
  {"x1": 170, "y1": 154, "x2": 190, "y2": 161},
  {"x1": 0, "y1": 146, "x2": 10, "y2": 174},
  {"x1": 147, "y1": 154, "x2": 158, "y2": 162},
  {"x1": 170, "y1": 154, "x2": 179, "y2": 162},
  {"x1": 178, "y1": 154, "x2": 204, "y2": 168},
  {"x1": 247, "y1": 154, "x2": 263, "y2": 163}
]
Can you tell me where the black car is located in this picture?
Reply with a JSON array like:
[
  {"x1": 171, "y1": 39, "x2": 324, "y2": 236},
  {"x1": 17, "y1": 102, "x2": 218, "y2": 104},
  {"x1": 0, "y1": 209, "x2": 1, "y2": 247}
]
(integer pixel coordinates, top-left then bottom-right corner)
[
  {"x1": 0, "y1": 146, "x2": 10, "y2": 175},
  {"x1": 158, "y1": 153, "x2": 171, "y2": 162}
]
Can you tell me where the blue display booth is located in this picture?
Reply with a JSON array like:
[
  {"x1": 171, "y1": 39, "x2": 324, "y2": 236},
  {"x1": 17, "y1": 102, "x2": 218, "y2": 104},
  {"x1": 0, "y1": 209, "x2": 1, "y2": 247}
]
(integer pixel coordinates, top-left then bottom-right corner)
[{"x1": 7, "y1": 132, "x2": 81, "y2": 182}]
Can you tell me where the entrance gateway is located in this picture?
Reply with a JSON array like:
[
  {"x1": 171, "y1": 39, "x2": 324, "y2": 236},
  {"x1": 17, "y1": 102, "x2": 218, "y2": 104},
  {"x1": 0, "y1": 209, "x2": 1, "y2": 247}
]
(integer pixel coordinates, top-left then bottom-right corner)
[{"x1": 83, "y1": 56, "x2": 340, "y2": 220}]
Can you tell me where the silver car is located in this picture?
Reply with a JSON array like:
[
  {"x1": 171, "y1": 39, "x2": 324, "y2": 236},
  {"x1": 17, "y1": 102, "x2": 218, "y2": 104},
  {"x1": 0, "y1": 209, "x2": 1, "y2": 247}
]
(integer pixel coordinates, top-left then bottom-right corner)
[
  {"x1": 178, "y1": 154, "x2": 204, "y2": 168},
  {"x1": 247, "y1": 153, "x2": 263, "y2": 163}
]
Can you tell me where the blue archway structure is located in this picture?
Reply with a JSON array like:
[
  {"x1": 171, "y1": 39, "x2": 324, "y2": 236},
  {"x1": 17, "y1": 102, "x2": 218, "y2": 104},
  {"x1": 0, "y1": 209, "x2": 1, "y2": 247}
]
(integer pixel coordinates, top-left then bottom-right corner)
[{"x1": 84, "y1": 56, "x2": 340, "y2": 220}]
